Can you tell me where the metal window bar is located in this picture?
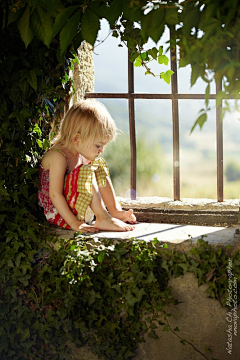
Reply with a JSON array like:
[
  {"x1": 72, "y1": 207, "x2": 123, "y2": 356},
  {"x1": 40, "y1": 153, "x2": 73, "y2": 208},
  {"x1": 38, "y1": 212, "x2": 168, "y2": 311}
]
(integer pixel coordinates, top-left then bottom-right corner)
[
  {"x1": 216, "y1": 79, "x2": 223, "y2": 202},
  {"x1": 170, "y1": 34, "x2": 180, "y2": 201},
  {"x1": 128, "y1": 50, "x2": 137, "y2": 199},
  {"x1": 85, "y1": 31, "x2": 224, "y2": 202}
]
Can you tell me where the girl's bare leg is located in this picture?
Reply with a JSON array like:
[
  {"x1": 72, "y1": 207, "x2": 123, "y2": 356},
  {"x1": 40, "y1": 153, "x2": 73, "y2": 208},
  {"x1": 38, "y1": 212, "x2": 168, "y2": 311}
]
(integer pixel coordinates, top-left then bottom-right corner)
[
  {"x1": 99, "y1": 176, "x2": 137, "y2": 223},
  {"x1": 90, "y1": 176, "x2": 135, "y2": 232}
]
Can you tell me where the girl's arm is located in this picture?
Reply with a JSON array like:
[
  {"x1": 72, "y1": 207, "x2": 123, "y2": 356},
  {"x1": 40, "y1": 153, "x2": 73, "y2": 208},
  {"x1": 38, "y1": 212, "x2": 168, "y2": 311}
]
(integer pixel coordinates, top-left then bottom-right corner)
[
  {"x1": 47, "y1": 151, "x2": 97, "y2": 232},
  {"x1": 99, "y1": 175, "x2": 122, "y2": 213},
  {"x1": 99, "y1": 175, "x2": 137, "y2": 223}
]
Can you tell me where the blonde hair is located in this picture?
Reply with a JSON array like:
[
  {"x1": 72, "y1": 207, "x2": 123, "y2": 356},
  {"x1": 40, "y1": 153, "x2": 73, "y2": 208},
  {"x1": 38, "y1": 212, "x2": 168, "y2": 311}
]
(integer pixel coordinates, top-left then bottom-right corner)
[{"x1": 52, "y1": 100, "x2": 116, "y2": 149}]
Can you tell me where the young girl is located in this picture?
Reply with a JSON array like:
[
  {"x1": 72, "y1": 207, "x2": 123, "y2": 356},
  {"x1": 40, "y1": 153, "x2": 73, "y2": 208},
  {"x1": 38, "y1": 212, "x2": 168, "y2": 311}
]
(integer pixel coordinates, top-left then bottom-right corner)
[{"x1": 38, "y1": 100, "x2": 136, "y2": 233}]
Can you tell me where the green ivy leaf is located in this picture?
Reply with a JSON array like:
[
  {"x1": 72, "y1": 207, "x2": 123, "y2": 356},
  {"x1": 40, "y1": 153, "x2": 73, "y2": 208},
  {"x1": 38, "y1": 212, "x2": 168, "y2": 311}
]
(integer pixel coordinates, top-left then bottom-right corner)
[
  {"x1": 125, "y1": 290, "x2": 138, "y2": 307},
  {"x1": 161, "y1": 259, "x2": 169, "y2": 272},
  {"x1": 28, "y1": 69, "x2": 37, "y2": 91},
  {"x1": 191, "y1": 64, "x2": 202, "y2": 87},
  {"x1": 147, "y1": 271, "x2": 157, "y2": 283},
  {"x1": 216, "y1": 90, "x2": 224, "y2": 107},
  {"x1": 31, "y1": 5, "x2": 53, "y2": 47},
  {"x1": 141, "y1": 7, "x2": 165, "y2": 43},
  {"x1": 18, "y1": 4, "x2": 34, "y2": 48},
  {"x1": 81, "y1": 8, "x2": 100, "y2": 46},
  {"x1": 122, "y1": 1, "x2": 142, "y2": 21},
  {"x1": 134, "y1": 287, "x2": 145, "y2": 302},
  {"x1": 134, "y1": 55, "x2": 142, "y2": 67},
  {"x1": 0, "y1": 180, "x2": 9, "y2": 197},
  {"x1": 88, "y1": 289, "x2": 96, "y2": 306},
  {"x1": 148, "y1": 329, "x2": 158, "y2": 339},
  {"x1": 141, "y1": 52, "x2": 147, "y2": 61},
  {"x1": 158, "y1": 46, "x2": 163, "y2": 56},
  {"x1": 160, "y1": 70, "x2": 174, "y2": 84},
  {"x1": 163, "y1": 324, "x2": 169, "y2": 331},
  {"x1": 158, "y1": 54, "x2": 169, "y2": 65},
  {"x1": 181, "y1": 5, "x2": 200, "y2": 35},
  {"x1": 148, "y1": 47, "x2": 158, "y2": 60},
  {"x1": 52, "y1": 6, "x2": 79, "y2": 37},
  {"x1": 151, "y1": 23, "x2": 165, "y2": 44},
  {"x1": 178, "y1": 263, "x2": 189, "y2": 274},
  {"x1": 15, "y1": 252, "x2": 26, "y2": 268},
  {"x1": 205, "y1": 83, "x2": 210, "y2": 108},
  {"x1": 7, "y1": 6, "x2": 24, "y2": 27},
  {"x1": 20, "y1": 183, "x2": 29, "y2": 199},
  {"x1": 190, "y1": 112, "x2": 207, "y2": 133},
  {"x1": 60, "y1": 10, "x2": 81, "y2": 54},
  {"x1": 97, "y1": 0, "x2": 122, "y2": 28},
  {"x1": 165, "y1": 7, "x2": 179, "y2": 26},
  {"x1": 98, "y1": 251, "x2": 105, "y2": 263}
]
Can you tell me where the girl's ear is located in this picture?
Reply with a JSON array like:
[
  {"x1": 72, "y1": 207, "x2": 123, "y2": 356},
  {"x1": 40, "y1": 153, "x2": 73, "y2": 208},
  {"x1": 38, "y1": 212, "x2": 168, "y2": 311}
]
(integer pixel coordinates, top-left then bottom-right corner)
[{"x1": 73, "y1": 133, "x2": 81, "y2": 145}]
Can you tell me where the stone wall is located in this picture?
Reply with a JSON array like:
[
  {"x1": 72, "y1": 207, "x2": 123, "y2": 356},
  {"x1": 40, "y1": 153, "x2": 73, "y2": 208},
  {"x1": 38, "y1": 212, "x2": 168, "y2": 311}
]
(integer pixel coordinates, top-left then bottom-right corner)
[
  {"x1": 135, "y1": 272, "x2": 239, "y2": 360},
  {"x1": 71, "y1": 41, "x2": 94, "y2": 104},
  {"x1": 69, "y1": 272, "x2": 239, "y2": 360}
]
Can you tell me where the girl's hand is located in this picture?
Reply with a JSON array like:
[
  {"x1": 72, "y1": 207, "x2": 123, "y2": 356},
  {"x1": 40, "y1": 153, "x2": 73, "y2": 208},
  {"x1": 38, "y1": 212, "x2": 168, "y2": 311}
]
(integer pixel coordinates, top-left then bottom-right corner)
[
  {"x1": 70, "y1": 219, "x2": 99, "y2": 233},
  {"x1": 78, "y1": 223, "x2": 99, "y2": 233}
]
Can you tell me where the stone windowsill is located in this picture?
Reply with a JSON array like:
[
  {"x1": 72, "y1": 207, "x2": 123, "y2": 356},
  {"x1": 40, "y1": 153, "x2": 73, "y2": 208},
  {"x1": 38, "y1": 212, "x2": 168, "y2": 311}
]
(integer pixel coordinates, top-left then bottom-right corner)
[
  {"x1": 117, "y1": 196, "x2": 239, "y2": 211},
  {"x1": 116, "y1": 196, "x2": 239, "y2": 227}
]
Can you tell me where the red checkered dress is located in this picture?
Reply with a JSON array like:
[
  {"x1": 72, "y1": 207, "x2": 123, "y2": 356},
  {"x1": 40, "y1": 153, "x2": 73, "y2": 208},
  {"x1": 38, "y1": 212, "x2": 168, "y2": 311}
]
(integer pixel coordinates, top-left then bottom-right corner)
[{"x1": 38, "y1": 153, "x2": 109, "y2": 229}]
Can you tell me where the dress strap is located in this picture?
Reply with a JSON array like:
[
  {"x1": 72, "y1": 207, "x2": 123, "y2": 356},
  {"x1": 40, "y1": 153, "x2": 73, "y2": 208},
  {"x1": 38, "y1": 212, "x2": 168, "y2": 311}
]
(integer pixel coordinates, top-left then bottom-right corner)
[
  {"x1": 49, "y1": 148, "x2": 70, "y2": 170},
  {"x1": 50, "y1": 148, "x2": 67, "y2": 157}
]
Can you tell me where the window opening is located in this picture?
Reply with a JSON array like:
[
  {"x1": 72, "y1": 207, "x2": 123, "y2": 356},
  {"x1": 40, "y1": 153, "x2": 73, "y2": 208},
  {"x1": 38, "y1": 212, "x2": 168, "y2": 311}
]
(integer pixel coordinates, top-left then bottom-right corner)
[{"x1": 86, "y1": 27, "x2": 230, "y2": 202}]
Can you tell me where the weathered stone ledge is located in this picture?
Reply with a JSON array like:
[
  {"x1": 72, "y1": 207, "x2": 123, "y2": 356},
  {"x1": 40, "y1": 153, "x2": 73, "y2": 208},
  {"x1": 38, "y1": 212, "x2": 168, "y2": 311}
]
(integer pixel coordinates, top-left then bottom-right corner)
[
  {"x1": 118, "y1": 197, "x2": 239, "y2": 226},
  {"x1": 48, "y1": 197, "x2": 240, "y2": 251},
  {"x1": 118, "y1": 196, "x2": 239, "y2": 210}
]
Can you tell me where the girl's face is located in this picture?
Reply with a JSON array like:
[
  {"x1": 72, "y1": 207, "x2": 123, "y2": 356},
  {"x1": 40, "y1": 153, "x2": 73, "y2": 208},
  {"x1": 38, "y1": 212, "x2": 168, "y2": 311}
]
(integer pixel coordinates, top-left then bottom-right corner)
[{"x1": 76, "y1": 137, "x2": 108, "y2": 161}]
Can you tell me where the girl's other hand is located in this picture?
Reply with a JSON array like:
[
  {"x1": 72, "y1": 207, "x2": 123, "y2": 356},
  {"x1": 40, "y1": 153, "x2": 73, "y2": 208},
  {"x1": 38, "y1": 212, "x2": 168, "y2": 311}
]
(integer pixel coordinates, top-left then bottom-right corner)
[
  {"x1": 78, "y1": 223, "x2": 99, "y2": 233},
  {"x1": 70, "y1": 219, "x2": 99, "y2": 233}
]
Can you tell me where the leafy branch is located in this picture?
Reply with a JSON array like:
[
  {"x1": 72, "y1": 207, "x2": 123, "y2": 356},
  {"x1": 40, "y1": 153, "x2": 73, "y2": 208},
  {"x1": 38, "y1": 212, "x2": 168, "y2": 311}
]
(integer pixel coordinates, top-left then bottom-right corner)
[{"x1": 134, "y1": 45, "x2": 174, "y2": 84}]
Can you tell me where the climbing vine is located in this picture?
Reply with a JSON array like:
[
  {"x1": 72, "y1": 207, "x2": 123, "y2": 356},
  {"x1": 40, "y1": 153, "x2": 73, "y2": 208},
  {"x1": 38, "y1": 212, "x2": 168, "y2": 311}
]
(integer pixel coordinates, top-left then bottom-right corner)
[{"x1": 1, "y1": 235, "x2": 239, "y2": 360}]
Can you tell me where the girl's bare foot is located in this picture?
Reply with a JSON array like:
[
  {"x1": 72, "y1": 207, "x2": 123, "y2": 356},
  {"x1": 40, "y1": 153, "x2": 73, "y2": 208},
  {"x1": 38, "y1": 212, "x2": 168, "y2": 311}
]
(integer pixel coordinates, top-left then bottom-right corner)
[
  {"x1": 94, "y1": 215, "x2": 135, "y2": 232},
  {"x1": 110, "y1": 209, "x2": 137, "y2": 224}
]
